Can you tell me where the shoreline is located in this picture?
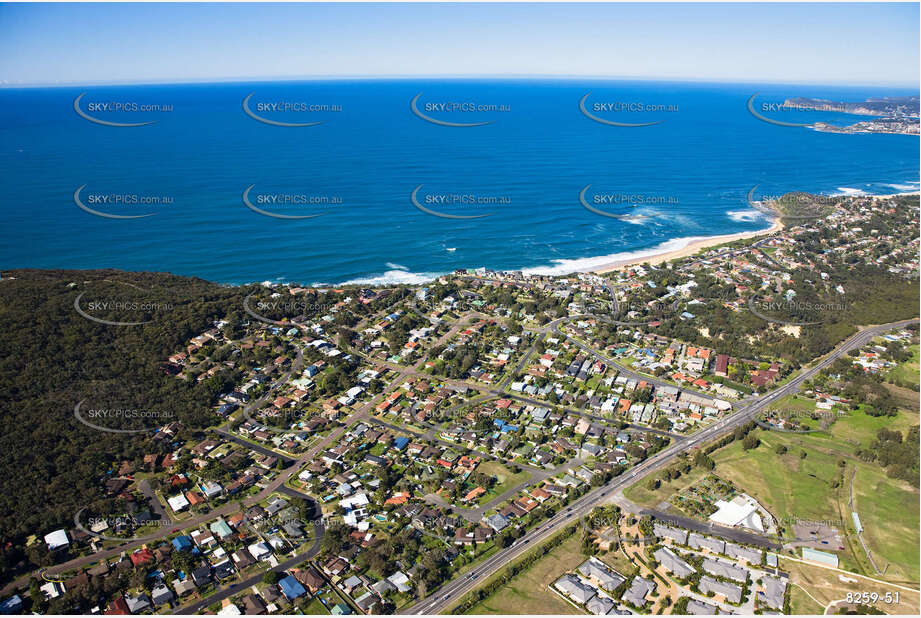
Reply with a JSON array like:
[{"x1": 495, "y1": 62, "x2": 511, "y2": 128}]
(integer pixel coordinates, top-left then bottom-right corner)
[
  {"x1": 591, "y1": 218, "x2": 785, "y2": 274},
  {"x1": 590, "y1": 190, "x2": 919, "y2": 275},
  {"x1": 10, "y1": 193, "x2": 916, "y2": 288}
]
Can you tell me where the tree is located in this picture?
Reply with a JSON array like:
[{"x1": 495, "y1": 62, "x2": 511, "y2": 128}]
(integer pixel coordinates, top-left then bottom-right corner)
[
  {"x1": 742, "y1": 433, "x2": 760, "y2": 450},
  {"x1": 263, "y1": 570, "x2": 280, "y2": 585}
]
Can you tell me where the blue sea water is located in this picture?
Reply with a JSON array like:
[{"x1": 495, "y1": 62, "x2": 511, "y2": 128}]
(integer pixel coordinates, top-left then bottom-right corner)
[{"x1": 0, "y1": 79, "x2": 917, "y2": 285}]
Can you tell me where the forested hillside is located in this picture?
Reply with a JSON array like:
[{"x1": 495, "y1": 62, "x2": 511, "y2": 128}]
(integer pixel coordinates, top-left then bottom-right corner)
[{"x1": 0, "y1": 270, "x2": 244, "y2": 548}]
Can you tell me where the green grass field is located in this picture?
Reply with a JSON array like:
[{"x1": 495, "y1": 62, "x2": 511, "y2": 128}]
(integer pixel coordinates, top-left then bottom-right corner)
[
  {"x1": 712, "y1": 409, "x2": 920, "y2": 582},
  {"x1": 888, "y1": 344, "x2": 920, "y2": 389},
  {"x1": 787, "y1": 581, "x2": 825, "y2": 615},
  {"x1": 621, "y1": 463, "x2": 711, "y2": 508},
  {"x1": 712, "y1": 432, "x2": 845, "y2": 524},
  {"x1": 460, "y1": 533, "x2": 641, "y2": 615},
  {"x1": 625, "y1": 405, "x2": 920, "y2": 583},
  {"x1": 463, "y1": 534, "x2": 586, "y2": 614},
  {"x1": 302, "y1": 597, "x2": 329, "y2": 614},
  {"x1": 765, "y1": 393, "x2": 820, "y2": 414},
  {"x1": 852, "y1": 464, "x2": 920, "y2": 581},
  {"x1": 475, "y1": 460, "x2": 531, "y2": 506}
]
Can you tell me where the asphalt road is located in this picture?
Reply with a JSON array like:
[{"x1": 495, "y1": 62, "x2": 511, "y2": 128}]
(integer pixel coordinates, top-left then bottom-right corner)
[
  {"x1": 176, "y1": 519, "x2": 326, "y2": 615},
  {"x1": 399, "y1": 317, "x2": 918, "y2": 615},
  {"x1": 4, "y1": 291, "x2": 912, "y2": 609}
]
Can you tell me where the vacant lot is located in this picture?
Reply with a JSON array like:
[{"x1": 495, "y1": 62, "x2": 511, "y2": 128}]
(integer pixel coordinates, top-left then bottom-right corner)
[
  {"x1": 713, "y1": 431, "x2": 845, "y2": 524},
  {"x1": 625, "y1": 406, "x2": 919, "y2": 583},
  {"x1": 852, "y1": 465, "x2": 920, "y2": 582},
  {"x1": 781, "y1": 557, "x2": 920, "y2": 615},
  {"x1": 712, "y1": 410, "x2": 919, "y2": 582},
  {"x1": 463, "y1": 534, "x2": 586, "y2": 615},
  {"x1": 460, "y1": 523, "x2": 646, "y2": 615},
  {"x1": 475, "y1": 460, "x2": 531, "y2": 505},
  {"x1": 888, "y1": 343, "x2": 920, "y2": 389},
  {"x1": 622, "y1": 464, "x2": 710, "y2": 508}
]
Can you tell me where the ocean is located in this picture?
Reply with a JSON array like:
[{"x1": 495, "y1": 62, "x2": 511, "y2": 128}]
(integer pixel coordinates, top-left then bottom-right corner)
[{"x1": 1, "y1": 79, "x2": 918, "y2": 285}]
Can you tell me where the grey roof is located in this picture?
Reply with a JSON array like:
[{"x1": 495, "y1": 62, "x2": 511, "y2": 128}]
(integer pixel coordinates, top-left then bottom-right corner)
[
  {"x1": 485, "y1": 513, "x2": 509, "y2": 532},
  {"x1": 554, "y1": 574, "x2": 596, "y2": 605},
  {"x1": 150, "y1": 583, "x2": 175, "y2": 605},
  {"x1": 265, "y1": 497, "x2": 288, "y2": 515},
  {"x1": 686, "y1": 599, "x2": 725, "y2": 615},
  {"x1": 653, "y1": 547, "x2": 694, "y2": 578},
  {"x1": 724, "y1": 542, "x2": 762, "y2": 564},
  {"x1": 702, "y1": 557, "x2": 748, "y2": 582},
  {"x1": 654, "y1": 523, "x2": 688, "y2": 545},
  {"x1": 699, "y1": 575, "x2": 742, "y2": 604},
  {"x1": 621, "y1": 577, "x2": 655, "y2": 607},
  {"x1": 371, "y1": 579, "x2": 395, "y2": 595},
  {"x1": 577, "y1": 557, "x2": 626, "y2": 592},
  {"x1": 283, "y1": 521, "x2": 304, "y2": 537},
  {"x1": 689, "y1": 532, "x2": 726, "y2": 554},
  {"x1": 757, "y1": 574, "x2": 787, "y2": 610},
  {"x1": 125, "y1": 595, "x2": 152, "y2": 614},
  {"x1": 585, "y1": 595, "x2": 615, "y2": 615}
]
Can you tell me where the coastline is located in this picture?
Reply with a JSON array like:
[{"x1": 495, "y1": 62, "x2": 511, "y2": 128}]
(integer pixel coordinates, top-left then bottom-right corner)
[
  {"x1": 589, "y1": 190, "x2": 919, "y2": 275},
  {"x1": 592, "y1": 218, "x2": 785, "y2": 274}
]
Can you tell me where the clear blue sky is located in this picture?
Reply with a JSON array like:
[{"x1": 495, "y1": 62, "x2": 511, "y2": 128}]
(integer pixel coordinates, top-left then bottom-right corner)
[{"x1": 1, "y1": 2, "x2": 918, "y2": 86}]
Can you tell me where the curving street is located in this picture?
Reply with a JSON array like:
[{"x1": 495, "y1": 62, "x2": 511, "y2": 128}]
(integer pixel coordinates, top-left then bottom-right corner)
[{"x1": 399, "y1": 317, "x2": 919, "y2": 615}]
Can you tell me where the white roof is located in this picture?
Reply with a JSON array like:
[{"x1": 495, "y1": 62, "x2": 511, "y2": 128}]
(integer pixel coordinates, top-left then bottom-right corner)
[
  {"x1": 248, "y1": 542, "x2": 271, "y2": 559},
  {"x1": 217, "y1": 602, "x2": 242, "y2": 615},
  {"x1": 168, "y1": 494, "x2": 190, "y2": 512},
  {"x1": 44, "y1": 529, "x2": 69, "y2": 549},
  {"x1": 40, "y1": 581, "x2": 63, "y2": 599},
  {"x1": 387, "y1": 571, "x2": 411, "y2": 593},
  {"x1": 340, "y1": 492, "x2": 370, "y2": 509},
  {"x1": 708, "y1": 495, "x2": 763, "y2": 531}
]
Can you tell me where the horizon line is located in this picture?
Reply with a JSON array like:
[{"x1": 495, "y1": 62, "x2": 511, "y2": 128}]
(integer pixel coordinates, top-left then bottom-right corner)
[{"x1": 2, "y1": 74, "x2": 918, "y2": 90}]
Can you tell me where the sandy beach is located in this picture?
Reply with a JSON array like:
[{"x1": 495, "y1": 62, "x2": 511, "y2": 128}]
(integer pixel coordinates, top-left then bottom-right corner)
[
  {"x1": 868, "y1": 191, "x2": 920, "y2": 199},
  {"x1": 593, "y1": 218, "x2": 785, "y2": 274},
  {"x1": 591, "y1": 190, "x2": 919, "y2": 275}
]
